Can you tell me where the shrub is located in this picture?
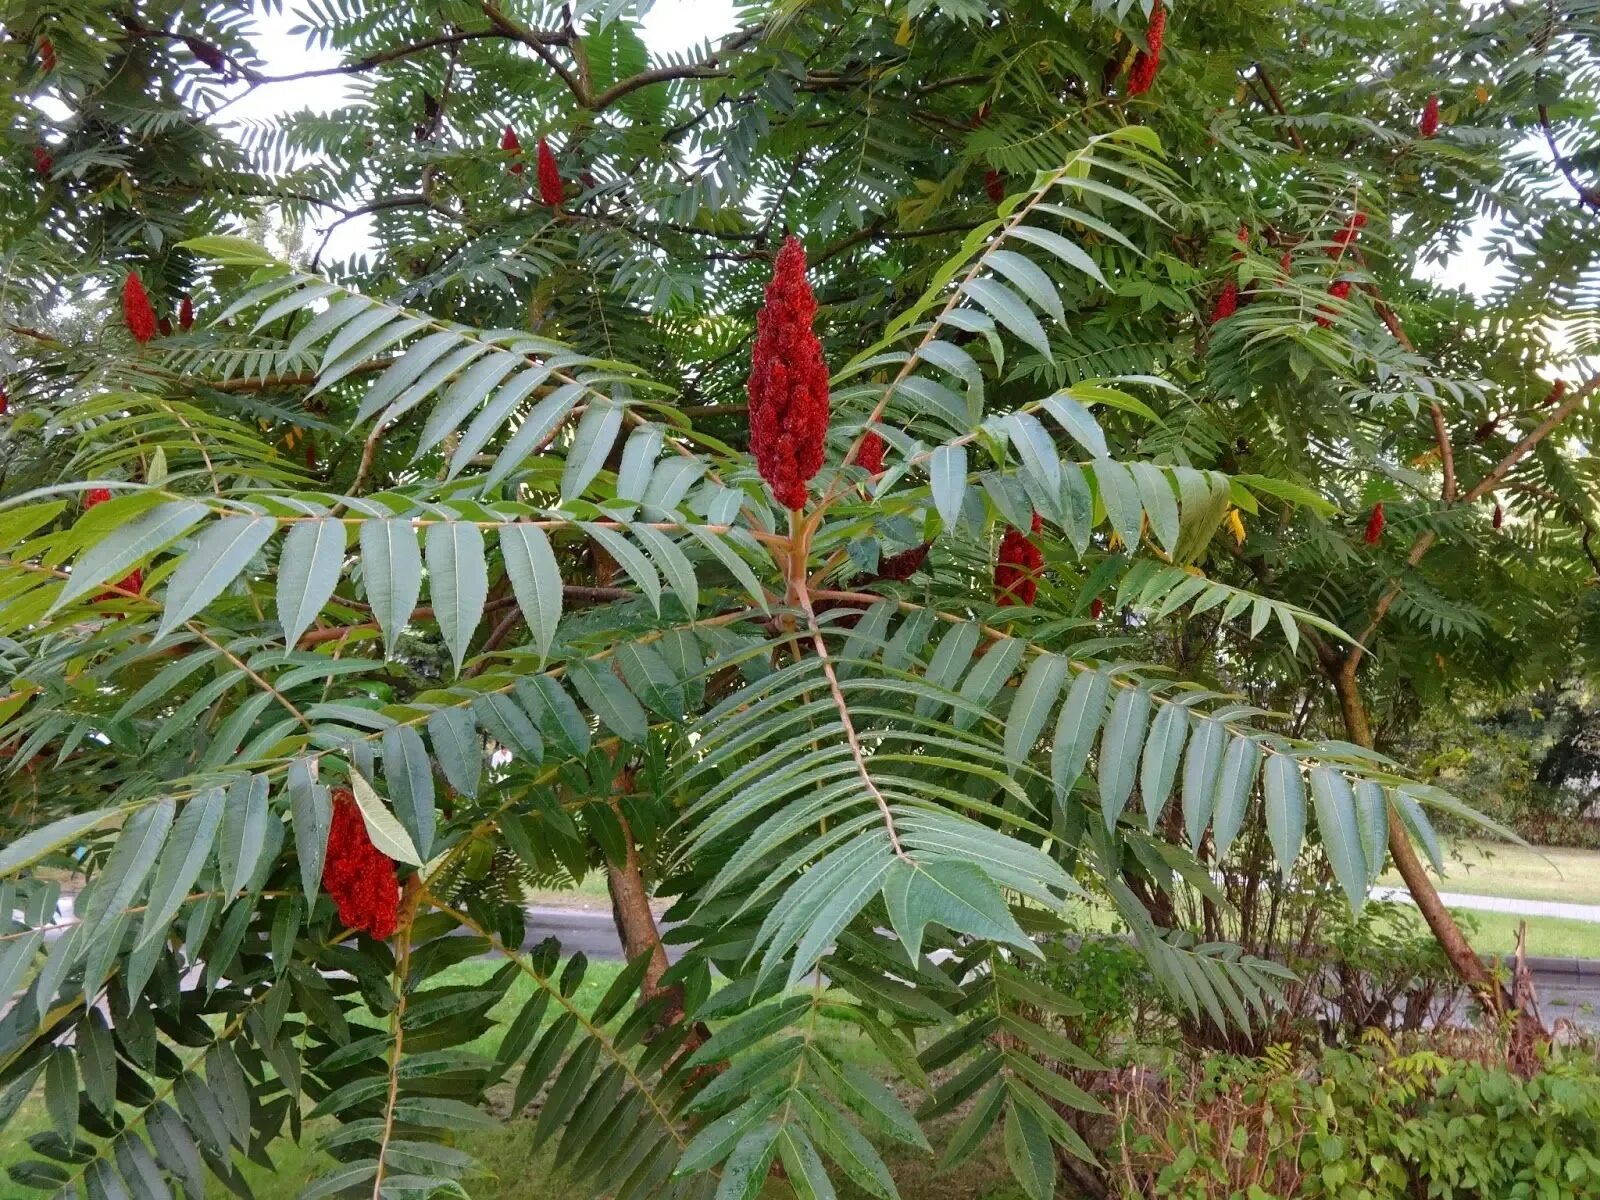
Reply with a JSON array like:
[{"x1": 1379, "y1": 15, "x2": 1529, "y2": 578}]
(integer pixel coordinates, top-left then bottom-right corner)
[{"x1": 1115, "y1": 1036, "x2": 1600, "y2": 1199}]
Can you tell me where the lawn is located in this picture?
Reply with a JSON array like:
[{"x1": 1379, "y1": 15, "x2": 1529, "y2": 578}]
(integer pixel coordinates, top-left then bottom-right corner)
[{"x1": 1384, "y1": 839, "x2": 1600, "y2": 907}]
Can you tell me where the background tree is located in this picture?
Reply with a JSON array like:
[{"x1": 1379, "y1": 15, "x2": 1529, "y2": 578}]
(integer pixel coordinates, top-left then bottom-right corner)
[{"x1": 2, "y1": 1, "x2": 1597, "y2": 1197}]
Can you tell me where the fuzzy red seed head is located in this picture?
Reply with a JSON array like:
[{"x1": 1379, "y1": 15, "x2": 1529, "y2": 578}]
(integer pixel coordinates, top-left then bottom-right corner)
[
  {"x1": 1237, "y1": 224, "x2": 1249, "y2": 245},
  {"x1": 158, "y1": 316, "x2": 172, "y2": 338},
  {"x1": 1420, "y1": 94, "x2": 1441, "y2": 138},
  {"x1": 122, "y1": 272, "x2": 158, "y2": 344},
  {"x1": 179, "y1": 294, "x2": 194, "y2": 331},
  {"x1": 1364, "y1": 502, "x2": 1386, "y2": 545},
  {"x1": 0, "y1": 390, "x2": 8, "y2": 416},
  {"x1": 1030, "y1": 511, "x2": 1043, "y2": 535},
  {"x1": 1126, "y1": 1, "x2": 1165, "y2": 95},
  {"x1": 1329, "y1": 212, "x2": 1367, "y2": 256},
  {"x1": 1544, "y1": 379, "x2": 1566, "y2": 407},
  {"x1": 536, "y1": 137, "x2": 562, "y2": 206},
  {"x1": 1493, "y1": 503, "x2": 1504, "y2": 530},
  {"x1": 856, "y1": 429, "x2": 885, "y2": 475},
  {"x1": 747, "y1": 236, "x2": 830, "y2": 511},
  {"x1": 85, "y1": 487, "x2": 112, "y2": 509},
  {"x1": 876, "y1": 541, "x2": 931, "y2": 582},
  {"x1": 501, "y1": 125, "x2": 524, "y2": 175},
  {"x1": 323, "y1": 788, "x2": 400, "y2": 939},
  {"x1": 1209, "y1": 279, "x2": 1239, "y2": 325},
  {"x1": 995, "y1": 519, "x2": 1044, "y2": 607},
  {"x1": 38, "y1": 37, "x2": 55, "y2": 73},
  {"x1": 1090, "y1": 597, "x2": 1105, "y2": 620},
  {"x1": 32, "y1": 146, "x2": 52, "y2": 175},
  {"x1": 1278, "y1": 251, "x2": 1293, "y2": 275},
  {"x1": 984, "y1": 169, "x2": 1005, "y2": 204},
  {"x1": 1328, "y1": 279, "x2": 1353, "y2": 301}
]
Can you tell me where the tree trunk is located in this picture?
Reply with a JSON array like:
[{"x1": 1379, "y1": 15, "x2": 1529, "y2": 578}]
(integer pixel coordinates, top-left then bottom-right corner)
[{"x1": 1327, "y1": 658, "x2": 1547, "y2": 1051}]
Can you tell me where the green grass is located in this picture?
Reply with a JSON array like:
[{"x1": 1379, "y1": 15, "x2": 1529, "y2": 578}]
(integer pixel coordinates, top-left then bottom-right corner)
[
  {"x1": 1382, "y1": 839, "x2": 1600, "y2": 907},
  {"x1": 1453, "y1": 910, "x2": 1600, "y2": 960}
]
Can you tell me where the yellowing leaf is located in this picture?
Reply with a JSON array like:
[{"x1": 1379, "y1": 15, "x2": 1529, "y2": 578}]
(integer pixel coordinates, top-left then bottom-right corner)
[
  {"x1": 1225, "y1": 509, "x2": 1245, "y2": 546},
  {"x1": 895, "y1": 16, "x2": 912, "y2": 45}
]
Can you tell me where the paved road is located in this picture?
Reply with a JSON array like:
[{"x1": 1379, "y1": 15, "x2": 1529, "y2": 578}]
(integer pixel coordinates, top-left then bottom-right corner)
[
  {"x1": 1371, "y1": 886, "x2": 1600, "y2": 925},
  {"x1": 517, "y1": 907, "x2": 1599, "y2": 1029}
]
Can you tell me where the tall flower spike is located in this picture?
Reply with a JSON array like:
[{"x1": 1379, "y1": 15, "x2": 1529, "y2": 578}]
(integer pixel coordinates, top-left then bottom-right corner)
[
  {"x1": 1364, "y1": 502, "x2": 1386, "y2": 545},
  {"x1": 995, "y1": 515, "x2": 1045, "y2": 607},
  {"x1": 856, "y1": 430, "x2": 885, "y2": 475},
  {"x1": 122, "y1": 272, "x2": 157, "y2": 344},
  {"x1": 1420, "y1": 94, "x2": 1441, "y2": 138},
  {"x1": 747, "y1": 236, "x2": 830, "y2": 511},
  {"x1": 323, "y1": 788, "x2": 400, "y2": 939},
  {"x1": 1126, "y1": 1, "x2": 1165, "y2": 95},
  {"x1": 501, "y1": 126, "x2": 523, "y2": 175},
  {"x1": 536, "y1": 137, "x2": 562, "y2": 206}
]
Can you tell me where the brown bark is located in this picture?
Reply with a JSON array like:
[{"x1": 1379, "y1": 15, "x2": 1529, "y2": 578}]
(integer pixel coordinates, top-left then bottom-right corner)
[{"x1": 1327, "y1": 658, "x2": 1547, "y2": 1048}]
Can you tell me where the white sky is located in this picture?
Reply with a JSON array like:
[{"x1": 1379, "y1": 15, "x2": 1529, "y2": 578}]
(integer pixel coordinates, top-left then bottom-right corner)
[{"x1": 229, "y1": 0, "x2": 738, "y2": 260}]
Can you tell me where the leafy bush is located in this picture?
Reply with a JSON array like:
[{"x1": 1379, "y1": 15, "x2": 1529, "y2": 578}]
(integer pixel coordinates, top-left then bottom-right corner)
[{"x1": 1115, "y1": 1037, "x2": 1600, "y2": 1199}]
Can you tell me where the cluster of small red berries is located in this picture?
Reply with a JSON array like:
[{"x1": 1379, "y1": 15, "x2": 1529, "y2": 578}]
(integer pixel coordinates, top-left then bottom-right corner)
[
  {"x1": 1420, "y1": 94, "x2": 1441, "y2": 138},
  {"x1": 121, "y1": 272, "x2": 193, "y2": 343},
  {"x1": 1364, "y1": 502, "x2": 1385, "y2": 545},
  {"x1": 855, "y1": 430, "x2": 885, "y2": 475},
  {"x1": 38, "y1": 36, "x2": 55, "y2": 73},
  {"x1": 747, "y1": 236, "x2": 830, "y2": 511},
  {"x1": 1209, "y1": 225, "x2": 1250, "y2": 325},
  {"x1": 323, "y1": 788, "x2": 400, "y2": 939},
  {"x1": 995, "y1": 513, "x2": 1045, "y2": 606},
  {"x1": 1127, "y1": 2, "x2": 1165, "y2": 96},
  {"x1": 501, "y1": 127, "x2": 564, "y2": 207},
  {"x1": 83, "y1": 488, "x2": 143, "y2": 599}
]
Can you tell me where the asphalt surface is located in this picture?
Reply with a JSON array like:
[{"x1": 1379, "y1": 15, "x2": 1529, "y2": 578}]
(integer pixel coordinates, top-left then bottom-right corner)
[{"x1": 516, "y1": 907, "x2": 1600, "y2": 1030}]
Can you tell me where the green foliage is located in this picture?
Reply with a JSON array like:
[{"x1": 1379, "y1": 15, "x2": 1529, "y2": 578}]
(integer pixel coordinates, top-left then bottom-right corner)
[
  {"x1": 3, "y1": 0, "x2": 1599, "y2": 1197},
  {"x1": 1118, "y1": 1038, "x2": 1600, "y2": 1200}
]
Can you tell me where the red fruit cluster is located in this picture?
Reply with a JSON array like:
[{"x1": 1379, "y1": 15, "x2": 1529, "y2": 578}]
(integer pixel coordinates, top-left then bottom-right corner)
[
  {"x1": 1316, "y1": 279, "x2": 1353, "y2": 327},
  {"x1": 39, "y1": 37, "x2": 55, "y2": 73},
  {"x1": 0, "y1": 389, "x2": 8, "y2": 416},
  {"x1": 324, "y1": 788, "x2": 400, "y2": 939},
  {"x1": 501, "y1": 126, "x2": 523, "y2": 175},
  {"x1": 995, "y1": 513, "x2": 1045, "y2": 606},
  {"x1": 1278, "y1": 251, "x2": 1294, "y2": 276},
  {"x1": 747, "y1": 236, "x2": 830, "y2": 510},
  {"x1": 1127, "y1": 2, "x2": 1165, "y2": 96},
  {"x1": 122, "y1": 272, "x2": 158, "y2": 344},
  {"x1": 1209, "y1": 279, "x2": 1239, "y2": 325},
  {"x1": 1493, "y1": 503, "x2": 1505, "y2": 530},
  {"x1": 32, "y1": 146, "x2": 52, "y2": 175},
  {"x1": 984, "y1": 169, "x2": 1006, "y2": 204},
  {"x1": 856, "y1": 429, "x2": 885, "y2": 475},
  {"x1": 536, "y1": 137, "x2": 562, "y2": 207},
  {"x1": 179, "y1": 294, "x2": 194, "y2": 331},
  {"x1": 1364, "y1": 502, "x2": 1386, "y2": 545},
  {"x1": 1328, "y1": 212, "x2": 1367, "y2": 257},
  {"x1": 84, "y1": 488, "x2": 143, "y2": 598},
  {"x1": 1420, "y1": 94, "x2": 1441, "y2": 138},
  {"x1": 1544, "y1": 379, "x2": 1567, "y2": 408},
  {"x1": 876, "y1": 541, "x2": 931, "y2": 582},
  {"x1": 1090, "y1": 597, "x2": 1105, "y2": 620}
]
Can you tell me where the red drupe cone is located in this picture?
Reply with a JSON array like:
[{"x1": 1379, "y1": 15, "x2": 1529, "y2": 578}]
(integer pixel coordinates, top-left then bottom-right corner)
[
  {"x1": 83, "y1": 488, "x2": 142, "y2": 599},
  {"x1": 536, "y1": 137, "x2": 562, "y2": 206},
  {"x1": 0, "y1": 390, "x2": 8, "y2": 416},
  {"x1": 994, "y1": 515, "x2": 1045, "y2": 607},
  {"x1": 856, "y1": 430, "x2": 885, "y2": 475},
  {"x1": 1316, "y1": 279, "x2": 1353, "y2": 326},
  {"x1": 501, "y1": 126, "x2": 523, "y2": 175},
  {"x1": 179, "y1": 294, "x2": 194, "y2": 331},
  {"x1": 1126, "y1": 1, "x2": 1165, "y2": 95},
  {"x1": 876, "y1": 541, "x2": 931, "y2": 581},
  {"x1": 1544, "y1": 379, "x2": 1566, "y2": 408},
  {"x1": 39, "y1": 37, "x2": 55, "y2": 73},
  {"x1": 985, "y1": 169, "x2": 1005, "y2": 204},
  {"x1": 1493, "y1": 503, "x2": 1504, "y2": 530},
  {"x1": 1420, "y1": 94, "x2": 1441, "y2": 138},
  {"x1": 1328, "y1": 211, "x2": 1367, "y2": 257},
  {"x1": 1209, "y1": 279, "x2": 1239, "y2": 324},
  {"x1": 323, "y1": 788, "x2": 400, "y2": 939},
  {"x1": 747, "y1": 236, "x2": 830, "y2": 511},
  {"x1": 122, "y1": 272, "x2": 158, "y2": 343},
  {"x1": 1090, "y1": 597, "x2": 1105, "y2": 620},
  {"x1": 1364, "y1": 502, "x2": 1386, "y2": 545},
  {"x1": 32, "y1": 147, "x2": 52, "y2": 175}
]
